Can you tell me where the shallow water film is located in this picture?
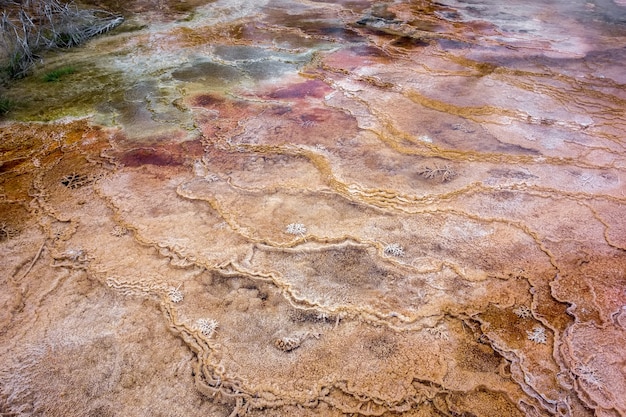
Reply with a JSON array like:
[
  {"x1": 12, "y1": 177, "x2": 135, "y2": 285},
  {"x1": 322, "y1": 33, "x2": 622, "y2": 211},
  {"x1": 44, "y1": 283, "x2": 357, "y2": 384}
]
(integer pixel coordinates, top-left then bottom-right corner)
[{"x1": 1, "y1": 0, "x2": 626, "y2": 416}]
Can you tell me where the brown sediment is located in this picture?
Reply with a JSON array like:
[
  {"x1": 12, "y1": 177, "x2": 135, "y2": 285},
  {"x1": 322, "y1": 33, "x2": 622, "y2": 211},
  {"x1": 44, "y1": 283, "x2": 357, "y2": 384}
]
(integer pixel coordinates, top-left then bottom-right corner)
[{"x1": 78, "y1": 0, "x2": 217, "y2": 20}]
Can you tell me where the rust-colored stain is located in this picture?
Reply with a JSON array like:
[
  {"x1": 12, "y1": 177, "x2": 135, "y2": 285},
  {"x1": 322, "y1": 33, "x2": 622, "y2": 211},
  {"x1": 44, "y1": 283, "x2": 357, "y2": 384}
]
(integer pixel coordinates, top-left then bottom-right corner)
[
  {"x1": 118, "y1": 140, "x2": 204, "y2": 167},
  {"x1": 268, "y1": 79, "x2": 332, "y2": 100}
]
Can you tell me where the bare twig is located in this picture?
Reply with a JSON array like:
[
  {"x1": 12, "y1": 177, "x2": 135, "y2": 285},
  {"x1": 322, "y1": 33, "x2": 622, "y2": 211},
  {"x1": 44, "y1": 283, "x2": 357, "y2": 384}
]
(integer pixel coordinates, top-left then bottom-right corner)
[
  {"x1": 417, "y1": 163, "x2": 457, "y2": 183},
  {"x1": 19, "y1": 240, "x2": 46, "y2": 280}
]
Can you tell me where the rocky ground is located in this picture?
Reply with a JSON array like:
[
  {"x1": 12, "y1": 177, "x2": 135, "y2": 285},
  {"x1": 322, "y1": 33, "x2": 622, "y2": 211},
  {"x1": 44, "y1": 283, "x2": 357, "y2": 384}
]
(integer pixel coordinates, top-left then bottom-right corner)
[{"x1": 1, "y1": 1, "x2": 625, "y2": 416}]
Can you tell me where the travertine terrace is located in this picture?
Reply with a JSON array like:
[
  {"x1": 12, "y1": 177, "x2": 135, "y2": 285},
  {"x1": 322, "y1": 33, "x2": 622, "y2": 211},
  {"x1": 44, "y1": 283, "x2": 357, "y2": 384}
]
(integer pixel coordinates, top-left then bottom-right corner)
[{"x1": 1, "y1": 0, "x2": 625, "y2": 416}]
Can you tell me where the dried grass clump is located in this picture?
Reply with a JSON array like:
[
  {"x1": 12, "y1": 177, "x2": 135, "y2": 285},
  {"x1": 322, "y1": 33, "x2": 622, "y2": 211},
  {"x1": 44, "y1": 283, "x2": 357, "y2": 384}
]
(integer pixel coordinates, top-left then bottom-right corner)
[{"x1": 0, "y1": 0, "x2": 123, "y2": 79}]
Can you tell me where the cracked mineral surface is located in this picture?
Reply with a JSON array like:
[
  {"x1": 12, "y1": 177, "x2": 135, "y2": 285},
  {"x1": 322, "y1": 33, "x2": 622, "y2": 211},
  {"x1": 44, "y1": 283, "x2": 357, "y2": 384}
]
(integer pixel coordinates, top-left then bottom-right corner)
[{"x1": 1, "y1": 0, "x2": 625, "y2": 416}]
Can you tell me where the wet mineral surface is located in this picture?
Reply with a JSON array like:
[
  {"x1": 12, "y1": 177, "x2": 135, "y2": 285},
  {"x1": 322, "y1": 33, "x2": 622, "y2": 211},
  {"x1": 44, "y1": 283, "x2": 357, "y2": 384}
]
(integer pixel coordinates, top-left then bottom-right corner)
[{"x1": 1, "y1": 1, "x2": 625, "y2": 416}]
